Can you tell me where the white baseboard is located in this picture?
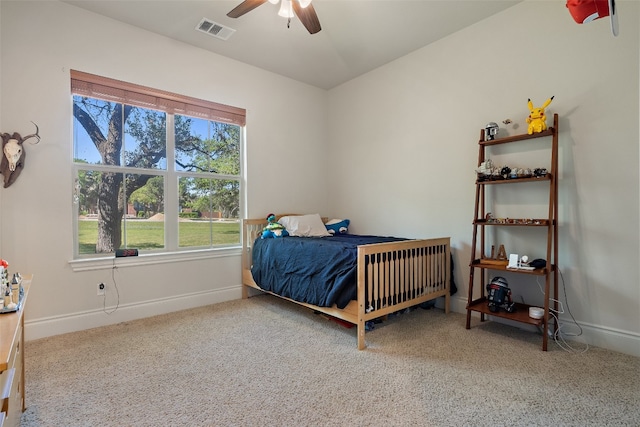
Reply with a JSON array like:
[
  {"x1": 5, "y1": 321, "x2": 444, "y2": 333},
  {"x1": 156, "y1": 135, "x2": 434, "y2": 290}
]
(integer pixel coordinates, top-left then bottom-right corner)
[
  {"x1": 27, "y1": 290, "x2": 639, "y2": 357},
  {"x1": 25, "y1": 286, "x2": 242, "y2": 341},
  {"x1": 554, "y1": 320, "x2": 640, "y2": 358},
  {"x1": 446, "y1": 295, "x2": 640, "y2": 357}
]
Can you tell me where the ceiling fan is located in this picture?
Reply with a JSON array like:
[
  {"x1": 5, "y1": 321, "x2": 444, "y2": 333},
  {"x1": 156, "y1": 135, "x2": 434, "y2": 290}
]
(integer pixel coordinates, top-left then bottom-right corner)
[{"x1": 227, "y1": 0, "x2": 322, "y2": 34}]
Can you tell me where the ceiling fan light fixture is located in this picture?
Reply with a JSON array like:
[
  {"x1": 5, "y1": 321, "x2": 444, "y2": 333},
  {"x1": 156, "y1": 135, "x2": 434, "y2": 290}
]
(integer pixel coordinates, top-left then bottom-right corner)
[
  {"x1": 278, "y1": 0, "x2": 294, "y2": 18},
  {"x1": 227, "y1": 0, "x2": 320, "y2": 34}
]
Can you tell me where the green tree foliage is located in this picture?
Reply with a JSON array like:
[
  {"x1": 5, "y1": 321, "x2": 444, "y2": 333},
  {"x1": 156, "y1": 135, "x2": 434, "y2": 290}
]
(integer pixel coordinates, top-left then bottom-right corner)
[
  {"x1": 74, "y1": 98, "x2": 240, "y2": 253},
  {"x1": 75, "y1": 161, "x2": 100, "y2": 215},
  {"x1": 129, "y1": 176, "x2": 164, "y2": 218},
  {"x1": 177, "y1": 120, "x2": 240, "y2": 219}
]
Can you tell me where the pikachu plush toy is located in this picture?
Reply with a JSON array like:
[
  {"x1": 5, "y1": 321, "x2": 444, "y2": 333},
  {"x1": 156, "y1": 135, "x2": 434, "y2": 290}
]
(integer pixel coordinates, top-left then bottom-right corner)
[{"x1": 526, "y1": 96, "x2": 554, "y2": 134}]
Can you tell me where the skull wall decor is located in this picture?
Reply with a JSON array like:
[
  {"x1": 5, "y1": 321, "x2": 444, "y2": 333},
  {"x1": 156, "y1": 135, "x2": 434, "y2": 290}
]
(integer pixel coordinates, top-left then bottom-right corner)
[
  {"x1": 4, "y1": 140, "x2": 23, "y2": 172},
  {"x1": 0, "y1": 122, "x2": 40, "y2": 188}
]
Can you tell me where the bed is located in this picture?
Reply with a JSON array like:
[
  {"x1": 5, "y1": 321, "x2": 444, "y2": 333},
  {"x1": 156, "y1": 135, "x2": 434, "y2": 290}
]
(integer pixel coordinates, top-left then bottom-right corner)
[{"x1": 241, "y1": 214, "x2": 451, "y2": 349}]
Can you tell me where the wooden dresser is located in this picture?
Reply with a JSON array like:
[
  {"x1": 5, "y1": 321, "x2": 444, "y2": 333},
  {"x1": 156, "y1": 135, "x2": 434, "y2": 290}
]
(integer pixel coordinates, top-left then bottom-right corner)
[{"x1": 0, "y1": 275, "x2": 31, "y2": 427}]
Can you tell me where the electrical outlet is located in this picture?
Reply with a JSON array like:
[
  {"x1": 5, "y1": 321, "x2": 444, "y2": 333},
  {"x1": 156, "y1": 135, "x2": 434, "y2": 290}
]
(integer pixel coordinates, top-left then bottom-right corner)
[{"x1": 97, "y1": 282, "x2": 105, "y2": 296}]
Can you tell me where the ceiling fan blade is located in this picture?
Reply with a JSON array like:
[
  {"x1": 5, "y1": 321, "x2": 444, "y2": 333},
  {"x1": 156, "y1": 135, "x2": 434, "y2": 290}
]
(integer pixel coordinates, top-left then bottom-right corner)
[
  {"x1": 292, "y1": 1, "x2": 322, "y2": 34},
  {"x1": 227, "y1": 0, "x2": 268, "y2": 18}
]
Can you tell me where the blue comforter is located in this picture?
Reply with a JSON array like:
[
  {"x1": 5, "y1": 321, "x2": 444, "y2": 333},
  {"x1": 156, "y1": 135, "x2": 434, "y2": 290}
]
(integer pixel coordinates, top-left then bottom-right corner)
[{"x1": 251, "y1": 235, "x2": 405, "y2": 309}]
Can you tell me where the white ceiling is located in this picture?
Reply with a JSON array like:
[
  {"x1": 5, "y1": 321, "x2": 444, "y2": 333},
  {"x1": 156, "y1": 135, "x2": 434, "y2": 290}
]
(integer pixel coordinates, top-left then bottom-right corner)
[{"x1": 62, "y1": 0, "x2": 521, "y2": 90}]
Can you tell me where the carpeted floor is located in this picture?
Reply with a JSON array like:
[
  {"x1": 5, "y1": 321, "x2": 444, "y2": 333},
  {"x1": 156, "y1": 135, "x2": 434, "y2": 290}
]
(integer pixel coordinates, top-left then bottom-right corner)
[{"x1": 20, "y1": 294, "x2": 640, "y2": 426}]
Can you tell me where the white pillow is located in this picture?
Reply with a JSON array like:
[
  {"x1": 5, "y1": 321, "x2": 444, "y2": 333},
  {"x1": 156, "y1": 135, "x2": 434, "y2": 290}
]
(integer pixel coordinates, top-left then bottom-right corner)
[{"x1": 279, "y1": 214, "x2": 330, "y2": 237}]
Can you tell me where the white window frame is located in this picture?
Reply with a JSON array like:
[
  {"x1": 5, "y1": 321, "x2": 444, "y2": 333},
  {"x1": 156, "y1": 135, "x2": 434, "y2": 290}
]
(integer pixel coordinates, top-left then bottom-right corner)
[{"x1": 69, "y1": 71, "x2": 246, "y2": 271}]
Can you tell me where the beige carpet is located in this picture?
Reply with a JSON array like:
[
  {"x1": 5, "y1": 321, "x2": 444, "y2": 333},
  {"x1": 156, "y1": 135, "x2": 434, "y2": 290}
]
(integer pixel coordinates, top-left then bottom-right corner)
[{"x1": 21, "y1": 294, "x2": 639, "y2": 426}]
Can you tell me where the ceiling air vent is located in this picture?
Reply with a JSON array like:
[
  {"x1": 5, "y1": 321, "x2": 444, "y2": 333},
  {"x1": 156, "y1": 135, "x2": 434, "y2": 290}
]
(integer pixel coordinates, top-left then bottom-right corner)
[{"x1": 196, "y1": 18, "x2": 236, "y2": 41}]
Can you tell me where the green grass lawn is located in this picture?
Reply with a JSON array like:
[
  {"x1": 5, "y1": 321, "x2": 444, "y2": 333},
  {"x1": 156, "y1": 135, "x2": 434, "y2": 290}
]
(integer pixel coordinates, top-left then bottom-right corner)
[{"x1": 78, "y1": 220, "x2": 240, "y2": 254}]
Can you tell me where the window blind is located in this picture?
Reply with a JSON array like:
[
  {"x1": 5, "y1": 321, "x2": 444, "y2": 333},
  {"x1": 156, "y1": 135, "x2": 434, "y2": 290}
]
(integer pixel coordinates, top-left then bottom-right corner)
[{"x1": 70, "y1": 70, "x2": 246, "y2": 126}]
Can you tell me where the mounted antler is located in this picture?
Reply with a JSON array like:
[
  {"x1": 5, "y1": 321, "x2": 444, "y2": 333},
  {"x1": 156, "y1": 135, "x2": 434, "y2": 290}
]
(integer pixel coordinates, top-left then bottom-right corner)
[
  {"x1": 1, "y1": 122, "x2": 40, "y2": 188},
  {"x1": 20, "y1": 122, "x2": 41, "y2": 145}
]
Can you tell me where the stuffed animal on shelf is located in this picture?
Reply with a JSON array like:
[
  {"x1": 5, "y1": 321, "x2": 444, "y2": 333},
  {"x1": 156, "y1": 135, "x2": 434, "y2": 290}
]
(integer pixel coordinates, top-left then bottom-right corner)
[
  {"x1": 261, "y1": 213, "x2": 289, "y2": 239},
  {"x1": 526, "y1": 96, "x2": 554, "y2": 135}
]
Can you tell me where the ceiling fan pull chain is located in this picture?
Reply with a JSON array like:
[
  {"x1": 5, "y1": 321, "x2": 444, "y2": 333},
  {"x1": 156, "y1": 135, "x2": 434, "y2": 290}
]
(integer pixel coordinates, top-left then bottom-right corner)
[{"x1": 287, "y1": 17, "x2": 291, "y2": 28}]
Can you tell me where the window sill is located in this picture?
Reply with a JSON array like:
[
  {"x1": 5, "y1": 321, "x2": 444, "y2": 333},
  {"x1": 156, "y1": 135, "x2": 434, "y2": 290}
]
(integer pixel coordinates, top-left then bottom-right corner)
[{"x1": 69, "y1": 247, "x2": 242, "y2": 272}]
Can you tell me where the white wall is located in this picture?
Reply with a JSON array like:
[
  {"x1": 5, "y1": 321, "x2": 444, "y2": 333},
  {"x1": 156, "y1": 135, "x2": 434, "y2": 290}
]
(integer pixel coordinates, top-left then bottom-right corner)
[
  {"x1": 0, "y1": 1, "x2": 328, "y2": 338},
  {"x1": 328, "y1": 1, "x2": 639, "y2": 356}
]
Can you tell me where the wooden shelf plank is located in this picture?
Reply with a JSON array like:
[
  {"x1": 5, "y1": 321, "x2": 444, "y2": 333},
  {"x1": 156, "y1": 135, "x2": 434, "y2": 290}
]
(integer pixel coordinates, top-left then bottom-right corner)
[
  {"x1": 467, "y1": 298, "x2": 545, "y2": 327},
  {"x1": 470, "y1": 260, "x2": 551, "y2": 276},
  {"x1": 476, "y1": 175, "x2": 552, "y2": 185},
  {"x1": 474, "y1": 219, "x2": 549, "y2": 226},
  {"x1": 479, "y1": 128, "x2": 554, "y2": 146}
]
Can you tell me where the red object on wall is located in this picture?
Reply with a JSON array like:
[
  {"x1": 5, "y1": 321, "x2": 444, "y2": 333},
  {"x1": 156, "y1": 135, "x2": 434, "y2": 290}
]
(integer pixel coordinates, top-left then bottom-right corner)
[{"x1": 566, "y1": 0, "x2": 618, "y2": 36}]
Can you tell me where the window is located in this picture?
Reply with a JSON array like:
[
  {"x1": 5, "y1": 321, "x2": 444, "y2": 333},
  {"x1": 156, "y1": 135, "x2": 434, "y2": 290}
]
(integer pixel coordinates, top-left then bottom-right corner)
[{"x1": 71, "y1": 71, "x2": 246, "y2": 258}]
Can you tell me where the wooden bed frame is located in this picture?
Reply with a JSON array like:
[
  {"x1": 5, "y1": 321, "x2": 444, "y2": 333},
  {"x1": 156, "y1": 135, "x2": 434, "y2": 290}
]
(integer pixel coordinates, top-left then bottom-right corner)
[{"x1": 241, "y1": 215, "x2": 451, "y2": 349}]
